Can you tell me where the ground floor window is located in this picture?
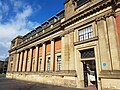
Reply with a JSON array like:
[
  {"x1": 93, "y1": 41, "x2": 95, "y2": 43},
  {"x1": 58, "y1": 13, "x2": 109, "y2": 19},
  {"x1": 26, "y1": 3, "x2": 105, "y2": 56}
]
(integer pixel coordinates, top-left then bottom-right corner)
[
  {"x1": 47, "y1": 57, "x2": 50, "y2": 71},
  {"x1": 39, "y1": 58, "x2": 42, "y2": 71},
  {"x1": 57, "y1": 56, "x2": 61, "y2": 71}
]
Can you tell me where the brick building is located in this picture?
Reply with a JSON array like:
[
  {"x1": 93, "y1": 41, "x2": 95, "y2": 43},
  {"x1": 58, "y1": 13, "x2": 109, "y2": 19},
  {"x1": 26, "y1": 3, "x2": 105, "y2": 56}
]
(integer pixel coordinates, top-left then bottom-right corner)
[
  {"x1": 7, "y1": 0, "x2": 120, "y2": 90},
  {"x1": 0, "y1": 60, "x2": 3, "y2": 74},
  {"x1": 3, "y1": 57, "x2": 8, "y2": 74}
]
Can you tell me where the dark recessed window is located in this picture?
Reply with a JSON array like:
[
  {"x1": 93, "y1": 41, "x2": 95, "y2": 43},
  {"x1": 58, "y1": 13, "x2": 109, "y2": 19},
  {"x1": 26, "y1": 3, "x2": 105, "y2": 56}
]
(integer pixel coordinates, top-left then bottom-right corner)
[
  {"x1": 47, "y1": 57, "x2": 51, "y2": 71},
  {"x1": 57, "y1": 56, "x2": 61, "y2": 71},
  {"x1": 80, "y1": 48, "x2": 95, "y2": 58},
  {"x1": 39, "y1": 58, "x2": 42, "y2": 71},
  {"x1": 56, "y1": 10, "x2": 64, "y2": 20},
  {"x1": 77, "y1": 0, "x2": 89, "y2": 7}
]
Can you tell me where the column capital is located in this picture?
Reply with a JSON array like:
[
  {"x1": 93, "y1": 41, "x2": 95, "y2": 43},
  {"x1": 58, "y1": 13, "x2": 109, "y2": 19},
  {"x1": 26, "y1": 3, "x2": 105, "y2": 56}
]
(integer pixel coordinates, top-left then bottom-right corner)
[
  {"x1": 35, "y1": 44, "x2": 40, "y2": 47},
  {"x1": 50, "y1": 38, "x2": 55, "y2": 41},
  {"x1": 60, "y1": 34, "x2": 65, "y2": 38},
  {"x1": 42, "y1": 42, "x2": 46, "y2": 45}
]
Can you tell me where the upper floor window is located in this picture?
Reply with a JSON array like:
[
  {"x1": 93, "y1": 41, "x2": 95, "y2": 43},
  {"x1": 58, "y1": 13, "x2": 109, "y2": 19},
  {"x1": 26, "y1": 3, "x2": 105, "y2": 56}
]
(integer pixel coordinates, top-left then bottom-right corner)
[
  {"x1": 77, "y1": 0, "x2": 90, "y2": 7},
  {"x1": 79, "y1": 25, "x2": 93, "y2": 41},
  {"x1": 57, "y1": 56, "x2": 61, "y2": 71}
]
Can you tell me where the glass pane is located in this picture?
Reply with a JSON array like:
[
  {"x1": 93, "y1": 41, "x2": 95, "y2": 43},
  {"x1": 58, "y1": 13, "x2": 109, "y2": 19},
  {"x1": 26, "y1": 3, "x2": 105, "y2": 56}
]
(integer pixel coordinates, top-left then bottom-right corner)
[
  {"x1": 80, "y1": 48, "x2": 95, "y2": 58},
  {"x1": 57, "y1": 56, "x2": 61, "y2": 71},
  {"x1": 79, "y1": 25, "x2": 93, "y2": 41}
]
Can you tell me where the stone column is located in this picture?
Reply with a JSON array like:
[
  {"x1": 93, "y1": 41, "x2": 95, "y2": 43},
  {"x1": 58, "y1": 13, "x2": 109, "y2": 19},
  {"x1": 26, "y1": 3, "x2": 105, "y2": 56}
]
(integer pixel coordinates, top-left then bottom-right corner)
[
  {"x1": 27, "y1": 48, "x2": 33, "y2": 72},
  {"x1": 17, "y1": 53, "x2": 20, "y2": 72},
  {"x1": 12, "y1": 53, "x2": 17, "y2": 72},
  {"x1": 106, "y1": 16, "x2": 120, "y2": 70},
  {"x1": 34, "y1": 46, "x2": 39, "y2": 72},
  {"x1": 18, "y1": 52, "x2": 23, "y2": 72},
  {"x1": 15, "y1": 53, "x2": 20, "y2": 71},
  {"x1": 97, "y1": 19, "x2": 112, "y2": 70},
  {"x1": 61, "y1": 34, "x2": 69, "y2": 71},
  {"x1": 22, "y1": 50, "x2": 27, "y2": 72},
  {"x1": 69, "y1": 31, "x2": 75, "y2": 70},
  {"x1": 7, "y1": 55, "x2": 11, "y2": 72},
  {"x1": 50, "y1": 39, "x2": 55, "y2": 71},
  {"x1": 41, "y1": 43, "x2": 46, "y2": 72},
  {"x1": 75, "y1": 48, "x2": 84, "y2": 88}
]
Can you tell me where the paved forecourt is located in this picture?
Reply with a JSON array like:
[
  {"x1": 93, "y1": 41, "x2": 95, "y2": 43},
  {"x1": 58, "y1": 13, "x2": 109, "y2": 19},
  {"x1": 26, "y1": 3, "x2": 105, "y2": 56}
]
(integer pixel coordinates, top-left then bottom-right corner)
[{"x1": 0, "y1": 78, "x2": 81, "y2": 90}]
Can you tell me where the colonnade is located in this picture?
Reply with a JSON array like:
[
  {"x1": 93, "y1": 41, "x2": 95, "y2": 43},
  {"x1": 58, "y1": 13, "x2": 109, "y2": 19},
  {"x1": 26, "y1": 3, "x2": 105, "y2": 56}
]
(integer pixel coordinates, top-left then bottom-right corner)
[{"x1": 13, "y1": 38, "x2": 62, "y2": 73}]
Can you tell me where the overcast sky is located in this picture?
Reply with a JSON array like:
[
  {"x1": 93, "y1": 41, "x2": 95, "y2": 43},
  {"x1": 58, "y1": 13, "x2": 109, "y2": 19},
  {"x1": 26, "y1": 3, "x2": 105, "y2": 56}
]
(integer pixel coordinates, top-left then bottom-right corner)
[{"x1": 0, "y1": 0, "x2": 65, "y2": 60}]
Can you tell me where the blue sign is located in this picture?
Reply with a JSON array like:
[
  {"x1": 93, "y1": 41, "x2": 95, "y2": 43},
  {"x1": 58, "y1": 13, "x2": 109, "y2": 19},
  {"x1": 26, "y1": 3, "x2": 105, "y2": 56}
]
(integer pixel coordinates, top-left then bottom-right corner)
[{"x1": 103, "y1": 63, "x2": 107, "y2": 67}]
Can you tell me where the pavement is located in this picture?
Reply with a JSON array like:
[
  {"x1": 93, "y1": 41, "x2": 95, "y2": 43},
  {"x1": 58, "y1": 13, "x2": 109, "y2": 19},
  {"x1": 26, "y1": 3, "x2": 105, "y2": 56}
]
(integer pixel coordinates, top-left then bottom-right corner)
[{"x1": 0, "y1": 76, "x2": 97, "y2": 90}]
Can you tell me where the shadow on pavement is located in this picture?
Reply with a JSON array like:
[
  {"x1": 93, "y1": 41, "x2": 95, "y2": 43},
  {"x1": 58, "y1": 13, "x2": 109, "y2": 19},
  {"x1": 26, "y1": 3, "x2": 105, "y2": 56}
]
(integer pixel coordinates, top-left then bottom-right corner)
[{"x1": 0, "y1": 78, "x2": 86, "y2": 90}]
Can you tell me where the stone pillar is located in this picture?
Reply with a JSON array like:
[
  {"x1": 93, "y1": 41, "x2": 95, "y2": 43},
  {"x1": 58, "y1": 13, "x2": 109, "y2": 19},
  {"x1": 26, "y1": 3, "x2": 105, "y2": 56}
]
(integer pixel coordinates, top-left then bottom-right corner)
[
  {"x1": 97, "y1": 19, "x2": 112, "y2": 70},
  {"x1": 69, "y1": 31, "x2": 75, "y2": 70},
  {"x1": 75, "y1": 48, "x2": 84, "y2": 88},
  {"x1": 61, "y1": 36, "x2": 65, "y2": 71},
  {"x1": 7, "y1": 56, "x2": 11, "y2": 72},
  {"x1": 17, "y1": 53, "x2": 20, "y2": 72},
  {"x1": 15, "y1": 53, "x2": 20, "y2": 71},
  {"x1": 50, "y1": 39, "x2": 55, "y2": 71},
  {"x1": 94, "y1": 21, "x2": 102, "y2": 90},
  {"x1": 12, "y1": 53, "x2": 17, "y2": 72},
  {"x1": 106, "y1": 16, "x2": 120, "y2": 70},
  {"x1": 41, "y1": 43, "x2": 46, "y2": 72},
  {"x1": 34, "y1": 46, "x2": 39, "y2": 72},
  {"x1": 27, "y1": 48, "x2": 33, "y2": 72},
  {"x1": 18, "y1": 52, "x2": 23, "y2": 72},
  {"x1": 61, "y1": 34, "x2": 69, "y2": 71},
  {"x1": 22, "y1": 50, "x2": 27, "y2": 72}
]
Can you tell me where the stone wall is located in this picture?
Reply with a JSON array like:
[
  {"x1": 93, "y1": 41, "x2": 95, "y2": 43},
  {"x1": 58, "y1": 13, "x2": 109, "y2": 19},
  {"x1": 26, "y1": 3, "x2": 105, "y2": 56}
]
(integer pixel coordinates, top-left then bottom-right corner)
[
  {"x1": 6, "y1": 72, "x2": 77, "y2": 88},
  {"x1": 101, "y1": 78, "x2": 120, "y2": 90}
]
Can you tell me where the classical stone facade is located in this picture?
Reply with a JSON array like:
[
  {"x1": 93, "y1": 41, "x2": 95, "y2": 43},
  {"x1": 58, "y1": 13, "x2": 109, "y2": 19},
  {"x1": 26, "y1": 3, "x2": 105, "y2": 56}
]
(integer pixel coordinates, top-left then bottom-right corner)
[{"x1": 7, "y1": 0, "x2": 120, "y2": 90}]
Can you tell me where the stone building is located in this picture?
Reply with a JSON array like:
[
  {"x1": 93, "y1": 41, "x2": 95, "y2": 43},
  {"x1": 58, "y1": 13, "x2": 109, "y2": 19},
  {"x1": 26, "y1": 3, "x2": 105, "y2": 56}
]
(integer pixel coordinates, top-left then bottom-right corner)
[{"x1": 7, "y1": 0, "x2": 120, "y2": 90}]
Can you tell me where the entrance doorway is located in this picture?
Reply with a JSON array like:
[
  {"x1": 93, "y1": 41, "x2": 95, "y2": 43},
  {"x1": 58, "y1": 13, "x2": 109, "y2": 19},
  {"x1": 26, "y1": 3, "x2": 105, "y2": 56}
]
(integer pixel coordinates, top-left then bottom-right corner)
[{"x1": 82, "y1": 60, "x2": 97, "y2": 88}]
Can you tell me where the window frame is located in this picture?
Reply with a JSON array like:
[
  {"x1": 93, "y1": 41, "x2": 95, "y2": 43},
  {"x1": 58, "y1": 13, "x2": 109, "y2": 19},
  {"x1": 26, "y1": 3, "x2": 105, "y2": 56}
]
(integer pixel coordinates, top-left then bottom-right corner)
[
  {"x1": 39, "y1": 58, "x2": 42, "y2": 71},
  {"x1": 57, "y1": 55, "x2": 61, "y2": 71},
  {"x1": 80, "y1": 48, "x2": 95, "y2": 59},
  {"x1": 47, "y1": 57, "x2": 51, "y2": 71},
  {"x1": 78, "y1": 25, "x2": 93, "y2": 41}
]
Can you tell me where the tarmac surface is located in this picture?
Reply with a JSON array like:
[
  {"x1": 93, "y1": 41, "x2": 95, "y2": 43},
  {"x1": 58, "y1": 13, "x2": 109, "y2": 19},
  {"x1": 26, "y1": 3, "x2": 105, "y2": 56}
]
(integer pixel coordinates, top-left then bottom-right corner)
[{"x1": 0, "y1": 76, "x2": 97, "y2": 90}]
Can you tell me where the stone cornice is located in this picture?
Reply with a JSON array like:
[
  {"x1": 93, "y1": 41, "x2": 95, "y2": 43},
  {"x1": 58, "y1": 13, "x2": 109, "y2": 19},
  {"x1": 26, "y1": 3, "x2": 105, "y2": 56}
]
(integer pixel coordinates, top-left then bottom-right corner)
[
  {"x1": 95, "y1": 11, "x2": 116, "y2": 22},
  {"x1": 17, "y1": 27, "x2": 62, "y2": 50},
  {"x1": 74, "y1": 36, "x2": 98, "y2": 46},
  {"x1": 12, "y1": 70, "x2": 77, "y2": 77},
  {"x1": 9, "y1": 23, "x2": 62, "y2": 53},
  {"x1": 99, "y1": 70, "x2": 120, "y2": 79},
  {"x1": 61, "y1": 0, "x2": 112, "y2": 28}
]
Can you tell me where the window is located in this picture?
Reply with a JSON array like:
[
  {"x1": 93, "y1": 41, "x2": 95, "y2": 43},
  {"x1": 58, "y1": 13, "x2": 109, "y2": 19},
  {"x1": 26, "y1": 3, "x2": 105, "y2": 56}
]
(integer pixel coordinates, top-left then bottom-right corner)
[
  {"x1": 57, "y1": 56, "x2": 61, "y2": 71},
  {"x1": 47, "y1": 57, "x2": 50, "y2": 71},
  {"x1": 10, "y1": 63, "x2": 13, "y2": 72},
  {"x1": 77, "y1": 0, "x2": 89, "y2": 6},
  {"x1": 80, "y1": 48, "x2": 95, "y2": 59},
  {"x1": 39, "y1": 59, "x2": 42, "y2": 71},
  {"x1": 79, "y1": 26, "x2": 93, "y2": 41}
]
